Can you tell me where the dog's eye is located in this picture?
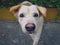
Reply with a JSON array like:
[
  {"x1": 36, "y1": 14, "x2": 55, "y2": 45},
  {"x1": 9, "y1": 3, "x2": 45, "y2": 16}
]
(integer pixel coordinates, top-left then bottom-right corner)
[
  {"x1": 34, "y1": 13, "x2": 38, "y2": 17},
  {"x1": 20, "y1": 13, "x2": 24, "y2": 17}
]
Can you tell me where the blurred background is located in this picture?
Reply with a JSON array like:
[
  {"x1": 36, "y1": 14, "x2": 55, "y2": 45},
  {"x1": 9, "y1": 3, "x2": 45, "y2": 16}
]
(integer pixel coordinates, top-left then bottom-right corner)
[{"x1": 0, "y1": 0, "x2": 60, "y2": 45}]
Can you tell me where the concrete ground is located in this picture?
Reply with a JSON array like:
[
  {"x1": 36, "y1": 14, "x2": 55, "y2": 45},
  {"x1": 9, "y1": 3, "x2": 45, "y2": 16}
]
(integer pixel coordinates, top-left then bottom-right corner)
[{"x1": 0, "y1": 20, "x2": 60, "y2": 45}]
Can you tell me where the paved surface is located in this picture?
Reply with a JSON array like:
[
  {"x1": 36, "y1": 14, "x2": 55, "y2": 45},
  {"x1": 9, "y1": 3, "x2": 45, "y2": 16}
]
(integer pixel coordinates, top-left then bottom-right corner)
[{"x1": 0, "y1": 20, "x2": 60, "y2": 45}]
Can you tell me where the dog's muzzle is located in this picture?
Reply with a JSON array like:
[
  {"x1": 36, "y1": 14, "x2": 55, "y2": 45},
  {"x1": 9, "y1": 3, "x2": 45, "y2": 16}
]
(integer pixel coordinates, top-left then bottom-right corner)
[{"x1": 25, "y1": 23, "x2": 36, "y2": 33}]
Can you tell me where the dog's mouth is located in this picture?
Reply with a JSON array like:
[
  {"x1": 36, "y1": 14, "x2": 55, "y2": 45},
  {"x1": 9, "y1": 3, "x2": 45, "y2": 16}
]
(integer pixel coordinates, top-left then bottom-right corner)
[{"x1": 25, "y1": 23, "x2": 36, "y2": 34}]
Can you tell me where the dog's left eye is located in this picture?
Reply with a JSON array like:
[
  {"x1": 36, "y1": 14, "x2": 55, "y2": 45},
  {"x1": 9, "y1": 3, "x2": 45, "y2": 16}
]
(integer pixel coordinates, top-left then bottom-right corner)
[
  {"x1": 20, "y1": 13, "x2": 24, "y2": 17},
  {"x1": 33, "y1": 13, "x2": 38, "y2": 17}
]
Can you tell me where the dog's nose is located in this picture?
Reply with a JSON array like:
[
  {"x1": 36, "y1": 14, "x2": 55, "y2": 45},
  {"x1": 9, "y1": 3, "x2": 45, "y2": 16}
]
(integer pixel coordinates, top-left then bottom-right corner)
[{"x1": 25, "y1": 23, "x2": 35, "y2": 32}]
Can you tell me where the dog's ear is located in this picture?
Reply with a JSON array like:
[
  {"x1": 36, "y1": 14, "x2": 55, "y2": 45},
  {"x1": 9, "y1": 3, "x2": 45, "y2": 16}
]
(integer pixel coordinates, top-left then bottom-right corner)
[
  {"x1": 10, "y1": 1, "x2": 32, "y2": 16},
  {"x1": 10, "y1": 5, "x2": 21, "y2": 16},
  {"x1": 37, "y1": 6, "x2": 47, "y2": 17}
]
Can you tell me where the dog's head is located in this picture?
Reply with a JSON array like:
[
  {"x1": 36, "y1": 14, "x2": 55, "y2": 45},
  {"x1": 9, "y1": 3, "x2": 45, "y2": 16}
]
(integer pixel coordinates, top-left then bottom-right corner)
[{"x1": 10, "y1": 1, "x2": 47, "y2": 34}]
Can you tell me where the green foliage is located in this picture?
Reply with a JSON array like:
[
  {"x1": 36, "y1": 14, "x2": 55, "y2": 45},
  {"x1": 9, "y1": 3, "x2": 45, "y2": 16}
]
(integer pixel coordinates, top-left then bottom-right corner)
[
  {"x1": 29, "y1": 0, "x2": 60, "y2": 8},
  {"x1": 0, "y1": 0, "x2": 60, "y2": 8}
]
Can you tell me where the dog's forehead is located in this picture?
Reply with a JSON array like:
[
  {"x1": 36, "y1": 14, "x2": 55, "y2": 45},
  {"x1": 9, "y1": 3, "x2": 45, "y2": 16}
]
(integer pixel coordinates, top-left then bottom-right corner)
[{"x1": 18, "y1": 5, "x2": 38, "y2": 14}]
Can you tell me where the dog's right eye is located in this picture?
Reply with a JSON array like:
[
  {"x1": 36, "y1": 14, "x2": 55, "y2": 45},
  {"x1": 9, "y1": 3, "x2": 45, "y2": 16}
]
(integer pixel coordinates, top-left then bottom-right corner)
[
  {"x1": 20, "y1": 13, "x2": 24, "y2": 17},
  {"x1": 33, "y1": 13, "x2": 39, "y2": 17}
]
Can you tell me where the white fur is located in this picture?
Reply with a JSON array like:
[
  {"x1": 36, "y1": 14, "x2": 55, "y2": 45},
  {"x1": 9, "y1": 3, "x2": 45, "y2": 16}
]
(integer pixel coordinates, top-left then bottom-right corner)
[{"x1": 18, "y1": 5, "x2": 44, "y2": 45}]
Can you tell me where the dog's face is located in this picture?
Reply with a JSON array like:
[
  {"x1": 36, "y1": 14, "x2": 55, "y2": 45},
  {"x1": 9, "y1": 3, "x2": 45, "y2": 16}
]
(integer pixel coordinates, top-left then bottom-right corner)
[
  {"x1": 10, "y1": 1, "x2": 47, "y2": 34},
  {"x1": 18, "y1": 5, "x2": 41, "y2": 34}
]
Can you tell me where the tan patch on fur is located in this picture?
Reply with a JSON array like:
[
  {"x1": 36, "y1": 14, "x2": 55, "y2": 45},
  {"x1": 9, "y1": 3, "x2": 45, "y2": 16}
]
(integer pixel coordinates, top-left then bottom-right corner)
[
  {"x1": 21, "y1": 1, "x2": 32, "y2": 6},
  {"x1": 10, "y1": 5, "x2": 20, "y2": 13},
  {"x1": 37, "y1": 6, "x2": 47, "y2": 16}
]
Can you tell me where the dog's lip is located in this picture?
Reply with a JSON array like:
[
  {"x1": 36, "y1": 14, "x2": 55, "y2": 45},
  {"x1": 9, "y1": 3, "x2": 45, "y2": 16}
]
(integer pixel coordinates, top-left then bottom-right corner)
[{"x1": 27, "y1": 31, "x2": 35, "y2": 34}]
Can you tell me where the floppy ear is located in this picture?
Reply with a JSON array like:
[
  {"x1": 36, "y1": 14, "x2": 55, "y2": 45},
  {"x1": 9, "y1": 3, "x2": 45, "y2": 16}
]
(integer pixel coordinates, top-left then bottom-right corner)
[
  {"x1": 10, "y1": 5, "x2": 20, "y2": 16},
  {"x1": 37, "y1": 6, "x2": 47, "y2": 17},
  {"x1": 9, "y1": 1, "x2": 32, "y2": 16}
]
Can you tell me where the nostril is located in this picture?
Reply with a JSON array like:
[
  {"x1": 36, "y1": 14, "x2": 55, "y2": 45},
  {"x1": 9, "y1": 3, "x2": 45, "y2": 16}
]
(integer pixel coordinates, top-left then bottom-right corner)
[{"x1": 25, "y1": 23, "x2": 35, "y2": 31}]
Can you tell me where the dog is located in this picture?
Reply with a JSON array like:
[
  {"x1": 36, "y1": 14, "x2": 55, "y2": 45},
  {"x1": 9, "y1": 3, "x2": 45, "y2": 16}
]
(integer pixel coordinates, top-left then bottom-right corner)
[{"x1": 10, "y1": 1, "x2": 47, "y2": 45}]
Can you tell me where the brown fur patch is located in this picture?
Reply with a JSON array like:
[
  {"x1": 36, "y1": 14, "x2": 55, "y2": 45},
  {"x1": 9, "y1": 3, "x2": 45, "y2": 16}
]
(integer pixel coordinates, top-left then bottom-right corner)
[
  {"x1": 10, "y1": 5, "x2": 20, "y2": 14},
  {"x1": 21, "y1": 1, "x2": 32, "y2": 6}
]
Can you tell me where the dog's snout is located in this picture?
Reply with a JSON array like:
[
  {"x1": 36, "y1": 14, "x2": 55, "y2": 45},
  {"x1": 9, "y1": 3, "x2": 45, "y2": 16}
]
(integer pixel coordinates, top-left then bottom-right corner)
[{"x1": 25, "y1": 23, "x2": 35, "y2": 32}]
